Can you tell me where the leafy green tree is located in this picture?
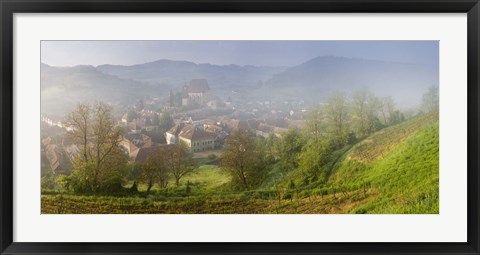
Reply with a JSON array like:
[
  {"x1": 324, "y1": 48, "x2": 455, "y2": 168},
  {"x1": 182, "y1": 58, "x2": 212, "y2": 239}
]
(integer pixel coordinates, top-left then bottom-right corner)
[
  {"x1": 221, "y1": 129, "x2": 268, "y2": 189},
  {"x1": 278, "y1": 129, "x2": 303, "y2": 172},
  {"x1": 127, "y1": 110, "x2": 138, "y2": 122},
  {"x1": 264, "y1": 133, "x2": 280, "y2": 162},
  {"x1": 297, "y1": 139, "x2": 332, "y2": 184},
  {"x1": 303, "y1": 106, "x2": 324, "y2": 141},
  {"x1": 41, "y1": 176, "x2": 56, "y2": 190},
  {"x1": 324, "y1": 92, "x2": 350, "y2": 148},
  {"x1": 152, "y1": 113, "x2": 160, "y2": 126},
  {"x1": 389, "y1": 110, "x2": 405, "y2": 125},
  {"x1": 159, "y1": 111, "x2": 175, "y2": 131},
  {"x1": 351, "y1": 88, "x2": 382, "y2": 137}
]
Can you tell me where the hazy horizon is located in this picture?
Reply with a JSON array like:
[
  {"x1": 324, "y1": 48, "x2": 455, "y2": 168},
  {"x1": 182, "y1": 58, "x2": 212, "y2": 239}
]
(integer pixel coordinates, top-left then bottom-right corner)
[{"x1": 41, "y1": 40, "x2": 439, "y2": 69}]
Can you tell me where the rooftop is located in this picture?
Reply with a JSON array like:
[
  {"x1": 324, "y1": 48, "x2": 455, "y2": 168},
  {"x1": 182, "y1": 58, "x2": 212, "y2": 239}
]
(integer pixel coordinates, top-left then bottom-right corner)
[
  {"x1": 187, "y1": 79, "x2": 210, "y2": 93},
  {"x1": 178, "y1": 125, "x2": 216, "y2": 141},
  {"x1": 134, "y1": 144, "x2": 175, "y2": 164}
]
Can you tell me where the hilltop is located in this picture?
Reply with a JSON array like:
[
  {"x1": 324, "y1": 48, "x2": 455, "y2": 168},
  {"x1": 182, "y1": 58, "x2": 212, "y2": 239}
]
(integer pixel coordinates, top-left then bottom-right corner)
[{"x1": 262, "y1": 56, "x2": 437, "y2": 107}]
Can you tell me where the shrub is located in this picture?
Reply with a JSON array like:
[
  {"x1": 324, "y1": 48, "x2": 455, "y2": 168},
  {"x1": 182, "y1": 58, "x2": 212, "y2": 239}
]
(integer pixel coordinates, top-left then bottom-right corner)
[{"x1": 41, "y1": 176, "x2": 56, "y2": 190}]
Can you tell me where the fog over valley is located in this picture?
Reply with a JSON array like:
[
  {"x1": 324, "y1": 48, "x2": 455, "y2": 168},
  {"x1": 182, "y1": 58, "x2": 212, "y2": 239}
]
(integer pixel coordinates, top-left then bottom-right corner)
[
  {"x1": 41, "y1": 55, "x2": 437, "y2": 116},
  {"x1": 40, "y1": 41, "x2": 440, "y2": 214}
]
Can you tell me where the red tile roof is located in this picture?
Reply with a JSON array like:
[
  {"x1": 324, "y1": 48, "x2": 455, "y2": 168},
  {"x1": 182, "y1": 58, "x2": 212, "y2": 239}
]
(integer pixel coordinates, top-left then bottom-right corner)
[
  {"x1": 166, "y1": 123, "x2": 186, "y2": 136},
  {"x1": 178, "y1": 125, "x2": 216, "y2": 141}
]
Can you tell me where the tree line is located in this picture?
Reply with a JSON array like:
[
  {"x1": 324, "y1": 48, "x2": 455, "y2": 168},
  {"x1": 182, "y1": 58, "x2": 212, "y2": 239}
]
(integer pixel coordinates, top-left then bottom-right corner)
[
  {"x1": 55, "y1": 102, "x2": 196, "y2": 194},
  {"x1": 219, "y1": 86, "x2": 439, "y2": 190},
  {"x1": 137, "y1": 143, "x2": 197, "y2": 192}
]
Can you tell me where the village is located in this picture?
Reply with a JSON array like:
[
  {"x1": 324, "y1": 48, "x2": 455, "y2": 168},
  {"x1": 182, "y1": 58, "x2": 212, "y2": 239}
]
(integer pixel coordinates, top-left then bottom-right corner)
[{"x1": 40, "y1": 78, "x2": 307, "y2": 176}]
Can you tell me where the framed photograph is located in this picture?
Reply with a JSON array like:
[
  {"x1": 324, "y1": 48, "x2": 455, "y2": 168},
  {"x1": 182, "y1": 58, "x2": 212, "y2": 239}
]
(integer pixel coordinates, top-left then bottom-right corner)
[{"x1": 1, "y1": 0, "x2": 479, "y2": 254}]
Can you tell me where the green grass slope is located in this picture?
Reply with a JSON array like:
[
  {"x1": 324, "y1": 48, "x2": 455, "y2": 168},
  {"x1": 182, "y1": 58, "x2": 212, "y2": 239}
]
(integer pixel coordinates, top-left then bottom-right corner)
[{"x1": 328, "y1": 114, "x2": 439, "y2": 213}]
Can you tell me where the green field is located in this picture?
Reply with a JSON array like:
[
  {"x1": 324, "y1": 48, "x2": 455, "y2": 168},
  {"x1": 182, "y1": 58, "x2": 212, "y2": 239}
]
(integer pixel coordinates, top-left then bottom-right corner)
[
  {"x1": 129, "y1": 165, "x2": 229, "y2": 193},
  {"x1": 42, "y1": 113, "x2": 439, "y2": 214}
]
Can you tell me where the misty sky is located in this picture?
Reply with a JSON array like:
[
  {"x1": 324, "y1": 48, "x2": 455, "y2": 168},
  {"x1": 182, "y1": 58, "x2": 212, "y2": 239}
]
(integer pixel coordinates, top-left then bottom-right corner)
[{"x1": 41, "y1": 40, "x2": 439, "y2": 68}]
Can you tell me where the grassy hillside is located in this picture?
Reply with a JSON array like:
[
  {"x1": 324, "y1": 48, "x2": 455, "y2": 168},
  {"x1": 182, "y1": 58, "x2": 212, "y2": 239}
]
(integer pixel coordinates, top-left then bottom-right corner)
[{"x1": 328, "y1": 113, "x2": 439, "y2": 213}]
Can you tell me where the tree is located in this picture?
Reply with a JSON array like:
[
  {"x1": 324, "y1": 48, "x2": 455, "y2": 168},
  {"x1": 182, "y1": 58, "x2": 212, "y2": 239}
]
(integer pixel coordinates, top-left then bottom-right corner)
[
  {"x1": 65, "y1": 104, "x2": 90, "y2": 163},
  {"x1": 389, "y1": 110, "x2": 404, "y2": 125},
  {"x1": 297, "y1": 138, "x2": 332, "y2": 184},
  {"x1": 164, "y1": 143, "x2": 197, "y2": 186},
  {"x1": 159, "y1": 111, "x2": 175, "y2": 131},
  {"x1": 126, "y1": 110, "x2": 138, "y2": 122},
  {"x1": 324, "y1": 92, "x2": 350, "y2": 147},
  {"x1": 65, "y1": 102, "x2": 127, "y2": 193},
  {"x1": 139, "y1": 147, "x2": 170, "y2": 191},
  {"x1": 174, "y1": 92, "x2": 183, "y2": 107},
  {"x1": 278, "y1": 129, "x2": 303, "y2": 171},
  {"x1": 221, "y1": 129, "x2": 267, "y2": 189},
  {"x1": 422, "y1": 85, "x2": 439, "y2": 113},
  {"x1": 380, "y1": 96, "x2": 397, "y2": 125},
  {"x1": 264, "y1": 133, "x2": 280, "y2": 162},
  {"x1": 152, "y1": 113, "x2": 160, "y2": 126},
  {"x1": 351, "y1": 89, "x2": 381, "y2": 137},
  {"x1": 303, "y1": 106, "x2": 324, "y2": 141}
]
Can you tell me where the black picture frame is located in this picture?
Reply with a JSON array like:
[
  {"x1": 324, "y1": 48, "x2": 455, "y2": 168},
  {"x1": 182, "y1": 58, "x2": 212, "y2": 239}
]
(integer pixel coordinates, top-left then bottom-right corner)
[{"x1": 1, "y1": 1, "x2": 479, "y2": 254}]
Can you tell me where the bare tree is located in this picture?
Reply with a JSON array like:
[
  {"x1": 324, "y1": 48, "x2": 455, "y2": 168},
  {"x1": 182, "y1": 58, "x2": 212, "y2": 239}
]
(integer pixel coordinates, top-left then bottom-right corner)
[
  {"x1": 221, "y1": 129, "x2": 267, "y2": 189},
  {"x1": 64, "y1": 104, "x2": 90, "y2": 162},
  {"x1": 422, "y1": 85, "x2": 439, "y2": 113},
  {"x1": 90, "y1": 103, "x2": 123, "y2": 187},
  {"x1": 65, "y1": 102, "x2": 125, "y2": 192},
  {"x1": 140, "y1": 148, "x2": 169, "y2": 191},
  {"x1": 164, "y1": 143, "x2": 197, "y2": 186}
]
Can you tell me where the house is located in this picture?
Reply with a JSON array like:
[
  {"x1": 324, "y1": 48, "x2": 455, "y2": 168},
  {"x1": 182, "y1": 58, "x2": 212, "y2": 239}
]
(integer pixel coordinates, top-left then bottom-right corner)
[
  {"x1": 166, "y1": 123, "x2": 215, "y2": 152},
  {"x1": 43, "y1": 143, "x2": 69, "y2": 175},
  {"x1": 224, "y1": 119, "x2": 250, "y2": 132},
  {"x1": 61, "y1": 137, "x2": 80, "y2": 161},
  {"x1": 177, "y1": 125, "x2": 216, "y2": 153},
  {"x1": 134, "y1": 144, "x2": 174, "y2": 164},
  {"x1": 144, "y1": 130, "x2": 167, "y2": 145},
  {"x1": 120, "y1": 133, "x2": 154, "y2": 160},
  {"x1": 126, "y1": 118, "x2": 150, "y2": 134},
  {"x1": 41, "y1": 137, "x2": 71, "y2": 175},
  {"x1": 182, "y1": 79, "x2": 210, "y2": 106},
  {"x1": 165, "y1": 123, "x2": 186, "y2": 145},
  {"x1": 206, "y1": 98, "x2": 224, "y2": 109},
  {"x1": 203, "y1": 123, "x2": 223, "y2": 134},
  {"x1": 130, "y1": 111, "x2": 159, "y2": 132}
]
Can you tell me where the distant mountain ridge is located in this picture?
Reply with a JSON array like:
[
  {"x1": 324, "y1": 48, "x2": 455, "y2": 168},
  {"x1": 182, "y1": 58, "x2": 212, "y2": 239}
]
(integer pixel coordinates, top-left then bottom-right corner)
[
  {"x1": 41, "y1": 63, "x2": 157, "y2": 116},
  {"x1": 41, "y1": 56, "x2": 438, "y2": 115},
  {"x1": 96, "y1": 59, "x2": 287, "y2": 91},
  {"x1": 262, "y1": 56, "x2": 438, "y2": 107}
]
